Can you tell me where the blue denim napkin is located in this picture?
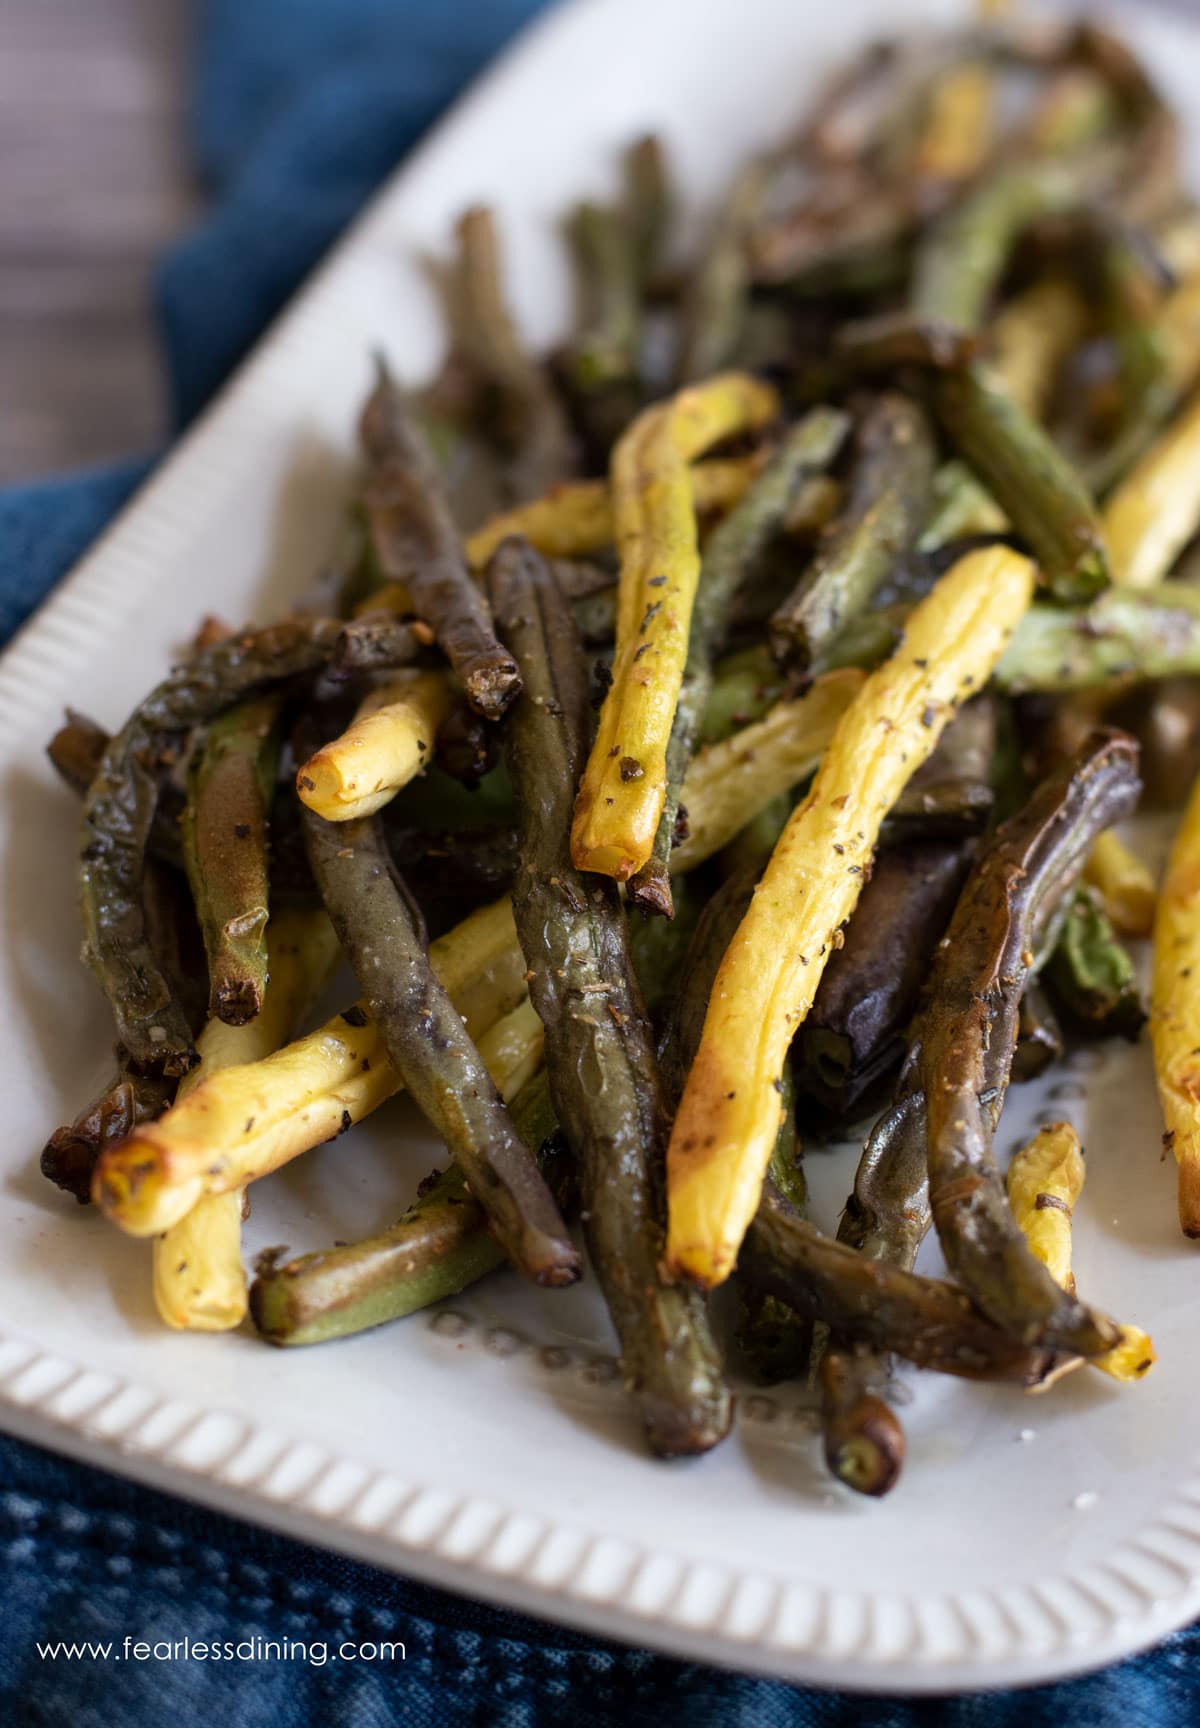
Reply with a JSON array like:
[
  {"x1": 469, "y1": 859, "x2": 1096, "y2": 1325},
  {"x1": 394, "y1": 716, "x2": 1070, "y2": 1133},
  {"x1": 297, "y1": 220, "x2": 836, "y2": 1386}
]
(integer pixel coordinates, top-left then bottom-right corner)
[{"x1": 3, "y1": 2, "x2": 1199, "y2": 1720}]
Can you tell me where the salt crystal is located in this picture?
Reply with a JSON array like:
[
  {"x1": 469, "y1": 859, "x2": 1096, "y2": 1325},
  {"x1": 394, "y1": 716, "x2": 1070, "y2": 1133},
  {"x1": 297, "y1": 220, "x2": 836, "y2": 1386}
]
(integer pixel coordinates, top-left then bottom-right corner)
[
  {"x1": 1072, "y1": 1490, "x2": 1099, "y2": 1511},
  {"x1": 1018, "y1": 1428, "x2": 1035, "y2": 1443}
]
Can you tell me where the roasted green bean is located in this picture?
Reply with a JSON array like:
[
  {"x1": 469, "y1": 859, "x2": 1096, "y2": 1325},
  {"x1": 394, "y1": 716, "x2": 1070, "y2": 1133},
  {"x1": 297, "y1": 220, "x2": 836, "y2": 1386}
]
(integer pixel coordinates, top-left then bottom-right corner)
[
  {"x1": 80, "y1": 615, "x2": 344, "y2": 1075},
  {"x1": 445, "y1": 206, "x2": 576, "y2": 500},
  {"x1": 913, "y1": 155, "x2": 1111, "y2": 332},
  {"x1": 1013, "y1": 980, "x2": 1066, "y2": 1082},
  {"x1": 564, "y1": 201, "x2": 640, "y2": 394},
  {"x1": 625, "y1": 133, "x2": 672, "y2": 287},
  {"x1": 734, "y1": 1080, "x2": 812, "y2": 1387},
  {"x1": 489, "y1": 534, "x2": 730, "y2": 1457},
  {"x1": 933, "y1": 361, "x2": 1109, "y2": 603},
  {"x1": 48, "y1": 709, "x2": 110, "y2": 797},
  {"x1": 920, "y1": 733, "x2": 1139, "y2": 1353},
  {"x1": 181, "y1": 696, "x2": 282, "y2": 1026},
  {"x1": 698, "y1": 644, "x2": 787, "y2": 747},
  {"x1": 302, "y1": 806, "x2": 578, "y2": 1288},
  {"x1": 360, "y1": 362, "x2": 521, "y2": 719},
  {"x1": 249, "y1": 1071, "x2": 565, "y2": 1345},
  {"x1": 41, "y1": 1071, "x2": 175, "y2": 1206},
  {"x1": 996, "y1": 585, "x2": 1200, "y2": 693},
  {"x1": 50, "y1": 711, "x2": 185, "y2": 870},
  {"x1": 561, "y1": 201, "x2": 642, "y2": 454},
  {"x1": 740, "y1": 1193, "x2": 1063, "y2": 1384},
  {"x1": 677, "y1": 163, "x2": 766, "y2": 383},
  {"x1": 329, "y1": 611, "x2": 426, "y2": 679},
  {"x1": 657, "y1": 868, "x2": 812, "y2": 1387},
  {"x1": 818, "y1": 1350, "x2": 907, "y2": 1499},
  {"x1": 770, "y1": 394, "x2": 935, "y2": 670},
  {"x1": 794, "y1": 838, "x2": 971, "y2": 1118},
  {"x1": 1045, "y1": 885, "x2": 1147, "y2": 1040}
]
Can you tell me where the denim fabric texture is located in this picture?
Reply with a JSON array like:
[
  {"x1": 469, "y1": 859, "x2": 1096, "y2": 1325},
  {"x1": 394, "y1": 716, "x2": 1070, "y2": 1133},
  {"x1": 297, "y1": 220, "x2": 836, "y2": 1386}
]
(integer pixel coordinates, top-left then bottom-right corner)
[{"x1": 1, "y1": 2, "x2": 1197, "y2": 1720}]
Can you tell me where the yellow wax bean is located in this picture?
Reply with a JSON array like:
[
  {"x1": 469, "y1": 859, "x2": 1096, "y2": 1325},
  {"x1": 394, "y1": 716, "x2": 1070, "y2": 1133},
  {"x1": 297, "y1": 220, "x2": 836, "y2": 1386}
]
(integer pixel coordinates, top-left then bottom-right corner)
[
  {"x1": 571, "y1": 372, "x2": 780, "y2": 880},
  {"x1": 666, "y1": 545, "x2": 1035, "y2": 1287}
]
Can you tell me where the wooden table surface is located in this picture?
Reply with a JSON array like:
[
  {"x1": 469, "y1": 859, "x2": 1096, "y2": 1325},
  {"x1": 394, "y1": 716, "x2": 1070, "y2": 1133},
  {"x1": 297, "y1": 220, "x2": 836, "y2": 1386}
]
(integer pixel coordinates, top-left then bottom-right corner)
[{"x1": 0, "y1": 0, "x2": 196, "y2": 483}]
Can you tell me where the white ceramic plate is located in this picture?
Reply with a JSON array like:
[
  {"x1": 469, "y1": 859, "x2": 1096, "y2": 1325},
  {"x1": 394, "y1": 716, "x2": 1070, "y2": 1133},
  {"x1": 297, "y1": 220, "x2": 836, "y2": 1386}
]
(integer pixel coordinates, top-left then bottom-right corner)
[{"x1": 5, "y1": 0, "x2": 1200, "y2": 1694}]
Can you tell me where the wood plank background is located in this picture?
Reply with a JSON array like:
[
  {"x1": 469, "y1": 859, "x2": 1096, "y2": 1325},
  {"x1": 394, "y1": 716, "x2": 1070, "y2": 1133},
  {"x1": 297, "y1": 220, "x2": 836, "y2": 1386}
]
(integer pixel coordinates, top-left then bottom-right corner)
[{"x1": 0, "y1": 0, "x2": 196, "y2": 482}]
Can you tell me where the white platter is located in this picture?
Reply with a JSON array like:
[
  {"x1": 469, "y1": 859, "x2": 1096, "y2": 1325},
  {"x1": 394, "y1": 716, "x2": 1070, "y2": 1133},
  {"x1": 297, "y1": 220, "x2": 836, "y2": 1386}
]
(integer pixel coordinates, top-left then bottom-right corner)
[{"x1": 5, "y1": 0, "x2": 1200, "y2": 1694}]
